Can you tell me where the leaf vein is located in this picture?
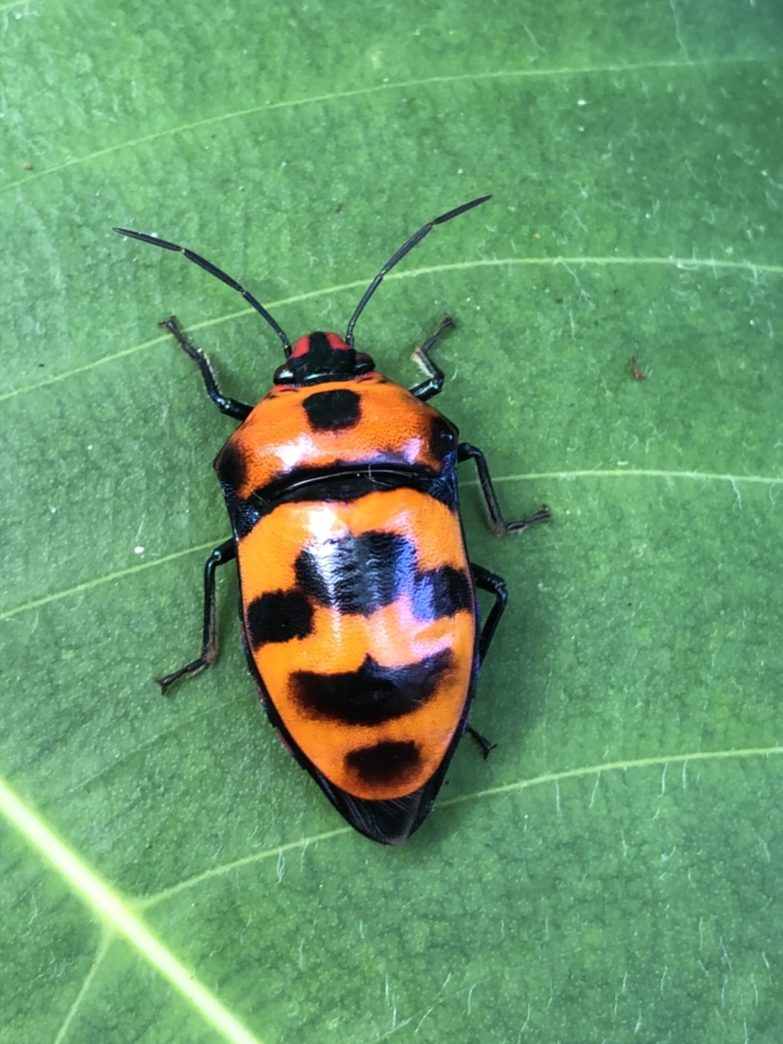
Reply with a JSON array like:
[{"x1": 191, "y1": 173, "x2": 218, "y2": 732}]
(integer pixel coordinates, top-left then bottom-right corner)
[
  {"x1": 2, "y1": 255, "x2": 780, "y2": 404},
  {"x1": 54, "y1": 933, "x2": 111, "y2": 1044},
  {"x1": 140, "y1": 745, "x2": 783, "y2": 906},
  {"x1": 0, "y1": 777, "x2": 264, "y2": 1044},
  {"x1": 0, "y1": 56, "x2": 767, "y2": 197}
]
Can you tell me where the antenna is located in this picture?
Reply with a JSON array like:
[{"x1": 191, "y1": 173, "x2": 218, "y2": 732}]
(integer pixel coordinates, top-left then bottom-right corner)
[
  {"x1": 344, "y1": 195, "x2": 491, "y2": 347},
  {"x1": 113, "y1": 227, "x2": 293, "y2": 357}
]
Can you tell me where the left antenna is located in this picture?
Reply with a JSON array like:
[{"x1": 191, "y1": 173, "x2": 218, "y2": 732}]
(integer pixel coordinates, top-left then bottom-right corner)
[{"x1": 113, "y1": 227, "x2": 292, "y2": 358}]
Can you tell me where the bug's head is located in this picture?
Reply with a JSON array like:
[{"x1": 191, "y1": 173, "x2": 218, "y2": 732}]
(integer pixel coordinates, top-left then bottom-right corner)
[
  {"x1": 114, "y1": 195, "x2": 489, "y2": 388},
  {"x1": 273, "y1": 332, "x2": 375, "y2": 386}
]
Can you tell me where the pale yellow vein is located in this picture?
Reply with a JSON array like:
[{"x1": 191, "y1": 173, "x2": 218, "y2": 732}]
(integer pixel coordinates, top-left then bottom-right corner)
[
  {"x1": 0, "y1": 777, "x2": 264, "y2": 1044},
  {"x1": 141, "y1": 745, "x2": 783, "y2": 906},
  {"x1": 54, "y1": 933, "x2": 111, "y2": 1044},
  {"x1": 0, "y1": 539, "x2": 218, "y2": 622},
  {"x1": 2, "y1": 254, "x2": 780, "y2": 405},
  {"x1": 479, "y1": 467, "x2": 783, "y2": 487},
  {"x1": 0, "y1": 56, "x2": 762, "y2": 196}
]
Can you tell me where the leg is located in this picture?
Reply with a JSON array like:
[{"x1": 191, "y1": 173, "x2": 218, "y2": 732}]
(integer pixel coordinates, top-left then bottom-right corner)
[
  {"x1": 160, "y1": 316, "x2": 252, "y2": 421},
  {"x1": 461, "y1": 563, "x2": 510, "y2": 758},
  {"x1": 465, "y1": 723, "x2": 497, "y2": 758},
  {"x1": 157, "y1": 538, "x2": 236, "y2": 694},
  {"x1": 409, "y1": 315, "x2": 456, "y2": 400},
  {"x1": 459, "y1": 442, "x2": 552, "y2": 534},
  {"x1": 471, "y1": 562, "x2": 508, "y2": 662}
]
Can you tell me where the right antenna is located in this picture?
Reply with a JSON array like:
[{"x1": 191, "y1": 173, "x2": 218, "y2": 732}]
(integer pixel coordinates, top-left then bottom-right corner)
[{"x1": 344, "y1": 195, "x2": 492, "y2": 347}]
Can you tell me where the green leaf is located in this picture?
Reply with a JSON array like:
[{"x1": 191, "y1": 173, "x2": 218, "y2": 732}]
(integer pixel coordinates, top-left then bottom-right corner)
[{"x1": 2, "y1": 0, "x2": 781, "y2": 1041}]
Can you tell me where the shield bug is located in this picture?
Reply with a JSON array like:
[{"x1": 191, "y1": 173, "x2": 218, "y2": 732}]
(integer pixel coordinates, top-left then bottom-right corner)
[{"x1": 115, "y1": 197, "x2": 550, "y2": 843}]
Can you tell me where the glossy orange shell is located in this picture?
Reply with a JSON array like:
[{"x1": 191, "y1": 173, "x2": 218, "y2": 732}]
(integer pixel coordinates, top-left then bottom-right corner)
[
  {"x1": 217, "y1": 372, "x2": 453, "y2": 497},
  {"x1": 220, "y1": 376, "x2": 476, "y2": 801},
  {"x1": 238, "y1": 489, "x2": 475, "y2": 799}
]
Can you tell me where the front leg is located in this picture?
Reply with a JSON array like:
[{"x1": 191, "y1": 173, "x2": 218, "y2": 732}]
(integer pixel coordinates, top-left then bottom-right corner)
[
  {"x1": 409, "y1": 316, "x2": 456, "y2": 400},
  {"x1": 161, "y1": 316, "x2": 252, "y2": 421}
]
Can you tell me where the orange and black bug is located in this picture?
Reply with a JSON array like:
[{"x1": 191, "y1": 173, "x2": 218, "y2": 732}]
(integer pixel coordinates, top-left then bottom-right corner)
[{"x1": 114, "y1": 197, "x2": 551, "y2": 844}]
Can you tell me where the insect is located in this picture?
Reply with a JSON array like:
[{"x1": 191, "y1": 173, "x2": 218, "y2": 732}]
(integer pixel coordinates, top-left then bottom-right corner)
[
  {"x1": 114, "y1": 197, "x2": 550, "y2": 844},
  {"x1": 629, "y1": 355, "x2": 649, "y2": 381}
]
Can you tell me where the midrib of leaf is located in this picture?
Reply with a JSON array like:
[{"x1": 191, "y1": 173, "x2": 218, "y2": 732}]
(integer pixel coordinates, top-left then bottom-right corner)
[
  {"x1": 0, "y1": 53, "x2": 766, "y2": 198},
  {"x1": 0, "y1": 468, "x2": 779, "y2": 623},
  {"x1": 0, "y1": 776, "x2": 264, "y2": 1044},
  {"x1": 3, "y1": 256, "x2": 781, "y2": 404},
  {"x1": 5, "y1": 746, "x2": 777, "y2": 1038}
]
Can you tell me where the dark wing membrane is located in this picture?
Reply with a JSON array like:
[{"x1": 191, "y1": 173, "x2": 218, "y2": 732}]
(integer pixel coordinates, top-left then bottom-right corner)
[{"x1": 310, "y1": 734, "x2": 467, "y2": 845}]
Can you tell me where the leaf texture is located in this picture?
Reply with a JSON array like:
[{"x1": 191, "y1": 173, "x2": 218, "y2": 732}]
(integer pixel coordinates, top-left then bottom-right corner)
[{"x1": 1, "y1": 1, "x2": 781, "y2": 1041}]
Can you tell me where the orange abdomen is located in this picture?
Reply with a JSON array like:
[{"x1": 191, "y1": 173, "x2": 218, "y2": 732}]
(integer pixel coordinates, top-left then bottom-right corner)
[{"x1": 237, "y1": 487, "x2": 476, "y2": 800}]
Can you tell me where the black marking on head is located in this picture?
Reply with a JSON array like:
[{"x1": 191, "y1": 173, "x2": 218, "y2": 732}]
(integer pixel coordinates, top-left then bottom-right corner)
[
  {"x1": 411, "y1": 566, "x2": 473, "y2": 621},
  {"x1": 274, "y1": 331, "x2": 375, "y2": 386},
  {"x1": 290, "y1": 649, "x2": 454, "y2": 725},
  {"x1": 345, "y1": 740, "x2": 422, "y2": 787},
  {"x1": 246, "y1": 591, "x2": 313, "y2": 647},
  {"x1": 308, "y1": 332, "x2": 332, "y2": 355},
  {"x1": 302, "y1": 389, "x2": 362, "y2": 431},
  {"x1": 214, "y1": 440, "x2": 247, "y2": 491},
  {"x1": 295, "y1": 531, "x2": 415, "y2": 615}
]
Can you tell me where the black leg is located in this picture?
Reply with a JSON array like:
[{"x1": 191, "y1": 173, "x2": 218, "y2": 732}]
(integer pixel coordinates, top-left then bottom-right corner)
[
  {"x1": 160, "y1": 316, "x2": 252, "y2": 421},
  {"x1": 462, "y1": 490, "x2": 549, "y2": 761},
  {"x1": 465, "y1": 723, "x2": 497, "y2": 758},
  {"x1": 409, "y1": 316, "x2": 456, "y2": 400},
  {"x1": 459, "y1": 442, "x2": 552, "y2": 534},
  {"x1": 471, "y1": 562, "x2": 509, "y2": 662},
  {"x1": 157, "y1": 539, "x2": 236, "y2": 694},
  {"x1": 461, "y1": 563, "x2": 509, "y2": 757}
]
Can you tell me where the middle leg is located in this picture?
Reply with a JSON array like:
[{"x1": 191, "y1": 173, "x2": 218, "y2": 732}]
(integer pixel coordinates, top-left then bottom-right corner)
[{"x1": 459, "y1": 442, "x2": 552, "y2": 534}]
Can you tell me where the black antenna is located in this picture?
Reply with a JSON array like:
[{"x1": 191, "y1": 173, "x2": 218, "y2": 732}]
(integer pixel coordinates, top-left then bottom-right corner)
[
  {"x1": 344, "y1": 195, "x2": 491, "y2": 347},
  {"x1": 113, "y1": 227, "x2": 293, "y2": 357}
]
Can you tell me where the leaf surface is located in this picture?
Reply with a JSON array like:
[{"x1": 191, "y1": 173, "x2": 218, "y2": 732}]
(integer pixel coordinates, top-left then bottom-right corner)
[{"x1": 1, "y1": 1, "x2": 781, "y2": 1041}]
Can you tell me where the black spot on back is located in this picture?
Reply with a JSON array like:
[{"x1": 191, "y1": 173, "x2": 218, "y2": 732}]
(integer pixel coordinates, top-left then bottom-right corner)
[
  {"x1": 411, "y1": 566, "x2": 473, "y2": 620},
  {"x1": 295, "y1": 530, "x2": 472, "y2": 620},
  {"x1": 303, "y1": 389, "x2": 362, "y2": 431},
  {"x1": 246, "y1": 591, "x2": 313, "y2": 647},
  {"x1": 290, "y1": 649, "x2": 454, "y2": 725},
  {"x1": 214, "y1": 440, "x2": 246, "y2": 491},
  {"x1": 345, "y1": 740, "x2": 422, "y2": 787},
  {"x1": 295, "y1": 531, "x2": 416, "y2": 615}
]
